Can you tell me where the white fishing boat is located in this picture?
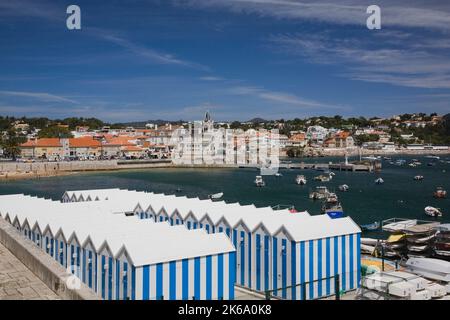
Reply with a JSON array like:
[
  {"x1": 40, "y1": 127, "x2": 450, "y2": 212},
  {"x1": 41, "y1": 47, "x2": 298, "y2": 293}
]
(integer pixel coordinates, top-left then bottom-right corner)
[
  {"x1": 413, "y1": 175, "x2": 424, "y2": 181},
  {"x1": 338, "y1": 184, "x2": 349, "y2": 192},
  {"x1": 309, "y1": 186, "x2": 330, "y2": 200},
  {"x1": 295, "y1": 175, "x2": 307, "y2": 185},
  {"x1": 425, "y1": 155, "x2": 440, "y2": 160},
  {"x1": 375, "y1": 177, "x2": 384, "y2": 185},
  {"x1": 275, "y1": 173, "x2": 283, "y2": 177},
  {"x1": 382, "y1": 219, "x2": 417, "y2": 232},
  {"x1": 254, "y1": 175, "x2": 266, "y2": 187},
  {"x1": 424, "y1": 206, "x2": 443, "y2": 217},
  {"x1": 404, "y1": 257, "x2": 450, "y2": 282},
  {"x1": 208, "y1": 192, "x2": 224, "y2": 200}
]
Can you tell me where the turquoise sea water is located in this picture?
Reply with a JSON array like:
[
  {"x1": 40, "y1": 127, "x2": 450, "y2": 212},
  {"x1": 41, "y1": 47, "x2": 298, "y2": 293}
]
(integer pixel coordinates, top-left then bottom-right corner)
[{"x1": 0, "y1": 155, "x2": 449, "y2": 227}]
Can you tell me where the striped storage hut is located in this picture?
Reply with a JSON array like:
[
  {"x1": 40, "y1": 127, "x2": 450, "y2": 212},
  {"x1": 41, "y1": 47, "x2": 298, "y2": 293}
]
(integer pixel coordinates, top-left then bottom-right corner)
[
  {"x1": 61, "y1": 189, "x2": 362, "y2": 300},
  {"x1": 0, "y1": 194, "x2": 236, "y2": 300}
]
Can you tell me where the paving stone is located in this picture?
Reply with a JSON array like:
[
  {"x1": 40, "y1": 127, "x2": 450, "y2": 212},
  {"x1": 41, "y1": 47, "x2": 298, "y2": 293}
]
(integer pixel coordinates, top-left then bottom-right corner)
[
  {"x1": 18, "y1": 286, "x2": 39, "y2": 298},
  {"x1": 0, "y1": 243, "x2": 60, "y2": 300}
]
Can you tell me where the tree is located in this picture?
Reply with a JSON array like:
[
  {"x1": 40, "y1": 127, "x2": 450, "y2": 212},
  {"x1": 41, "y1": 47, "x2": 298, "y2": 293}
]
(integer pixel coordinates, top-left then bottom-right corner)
[
  {"x1": 1, "y1": 129, "x2": 26, "y2": 160},
  {"x1": 38, "y1": 126, "x2": 73, "y2": 138},
  {"x1": 354, "y1": 134, "x2": 379, "y2": 146}
]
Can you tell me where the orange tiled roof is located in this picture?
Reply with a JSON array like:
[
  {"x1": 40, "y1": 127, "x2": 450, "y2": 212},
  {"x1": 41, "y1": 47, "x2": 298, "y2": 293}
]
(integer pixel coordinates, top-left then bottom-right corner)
[
  {"x1": 289, "y1": 133, "x2": 306, "y2": 141},
  {"x1": 122, "y1": 146, "x2": 144, "y2": 152},
  {"x1": 104, "y1": 136, "x2": 136, "y2": 146},
  {"x1": 69, "y1": 137, "x2": 102, "y2": 148},
  {"x1": 20, "y1": 138, "x2": 61, "y2": 148},
  {"x1": 336, "y1": 132, "x2": 350, "y2": 139}
]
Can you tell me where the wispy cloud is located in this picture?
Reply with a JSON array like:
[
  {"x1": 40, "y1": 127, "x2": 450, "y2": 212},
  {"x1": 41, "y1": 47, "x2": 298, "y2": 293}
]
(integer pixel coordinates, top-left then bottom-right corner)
[
  {"x1": 0, "y1": 91, "x2": 77, "y2": 103},
  {"x1": 269, "y1": 32, "x2": 450, "y2": 89},
  {"x1": 229, "y1": 85, "x2": 345, "y2": 109},
  {"x1": 97, "y1": 33, "x2": 209, "y2": 70},
  {"x1": 176, "y1": 0, "x2": 450, "y2": 31},
  {"x1": 199, "y1": 76, "x2": 224, "y2": 81}
]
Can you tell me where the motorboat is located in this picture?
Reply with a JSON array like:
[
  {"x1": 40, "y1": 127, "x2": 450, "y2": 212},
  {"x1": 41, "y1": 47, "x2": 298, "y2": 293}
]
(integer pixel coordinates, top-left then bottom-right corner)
[
  {"x1": 254, "y1": 175, "x2": 266, "y2": 187},
  {"x1": 295, "y1": 175, "x2": 307, "y2": 185},
  {"x1": 321, "y1": 193, "x2": 344, "y2": 219},
  {"x1": 208, "y1": 192, "x2": 224, "y2": 200},
  {"x1": 375, "y1": 177, "x2": 384, "y2": 185},
  {"x1": 338, "y1": 184, "x2": 349, "y2": 192},
  {"x1": 413, "y1": 175, "x2": 424, "y2": 181},
  {"x1": 360, "y1": 221, "x2": 380, "y2": 231},
  {"x1": 395, "y1": 159, "x2": 406, "y2": 166},
  {"x1": 309, "y1": 186, "x2": 330, "y2": 200},
  {"x1": 275, "y1": 172, "x2": 283, "y2": 177},
  {"x1": 424, "y1": 206, "x2": 443, "y2": 218},
  {"x1": 425, "y1": 155, "x2": 440, "y2": 160},
  {"x1": 433, "y1": 187, "x2": 447, "y2": 199},
  {"x1": 404, "y1": 257, "x2": 450, "y2": 282},
  {"x1": 314, "y1": 174, "x2": 331, "y2": 182}
]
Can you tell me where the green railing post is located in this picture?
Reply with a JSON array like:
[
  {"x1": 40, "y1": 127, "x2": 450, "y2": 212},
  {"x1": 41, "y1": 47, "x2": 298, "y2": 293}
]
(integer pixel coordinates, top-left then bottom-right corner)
[
  {"x1": 335, "y1": 275, "x2": 340, "y2": 300},
  {"x1": 301, "y1": 283, "x2": 307, "y2": 301}
]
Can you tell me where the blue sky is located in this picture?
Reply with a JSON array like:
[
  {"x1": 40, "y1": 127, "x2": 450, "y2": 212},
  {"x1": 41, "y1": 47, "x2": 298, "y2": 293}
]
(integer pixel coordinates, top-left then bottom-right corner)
[{"x1": 0, "y1": 0, "x2": 450, "y2": 122}]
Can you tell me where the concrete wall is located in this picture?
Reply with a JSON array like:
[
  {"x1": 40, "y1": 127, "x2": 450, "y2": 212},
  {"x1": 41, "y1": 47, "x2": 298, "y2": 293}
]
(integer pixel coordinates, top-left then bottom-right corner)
[
  {"x1": 0, "y1": 218, "x2": 100, "y2": 300},
  {"x1": 0, "y1": 160, "x2": 175, "y2": 174}
]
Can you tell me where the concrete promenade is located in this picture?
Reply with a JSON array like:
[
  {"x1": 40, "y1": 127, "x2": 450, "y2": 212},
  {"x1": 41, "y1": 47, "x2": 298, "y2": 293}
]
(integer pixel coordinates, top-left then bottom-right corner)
[{"x1": 0, "y1": 242, "x2": 60, "y2": 300}]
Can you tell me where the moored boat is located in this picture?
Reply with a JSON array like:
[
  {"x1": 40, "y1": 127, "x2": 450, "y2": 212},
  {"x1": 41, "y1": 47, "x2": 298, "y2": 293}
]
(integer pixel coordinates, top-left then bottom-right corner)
[
  {"x1": 433, "y1": 187, "x2": 447, "y2": 199},
  {"x1": 208, "y1": 192, "x2": 224, "y2": 200},
  {"x1": 338, "y1": 184, "x2": 349, "y2": 192},
  {"x1": 424, "y1": 206, "x2": 443, "y2": 218},
  {"x1": 414, "y1": 175, "x2": 424, "y2": 181},
  {"x1": 254, "y1": 175, "x2": 266, "y2": 187},
  {"x1": 360, "y1": 221, "x2": 380, "y2": 231},
  {"x1": 321, "y1": 193, "x2": 344, "y2": 219},
  {"x1": 295, "y1": 175, "x2": 307, "y2": 185},
  {"x1": 309, "y1": 186, "x2": 330, "y2": 200},
  {"x1": 375, "y1": 177, "x2": 384, "y2": 185}
]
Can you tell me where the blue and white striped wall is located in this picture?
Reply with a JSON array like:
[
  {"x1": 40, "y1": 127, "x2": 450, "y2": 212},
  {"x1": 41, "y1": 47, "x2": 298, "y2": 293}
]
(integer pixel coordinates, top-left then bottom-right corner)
[
  {"x1": 271, "y1": 232, "x2": 361, "y2": 300},
  {"x1": 4, "y1": 217, "x2": 235, "y2": 301},
  {"x1": 133, "y1": 207, "x2": 362, "y2": 299},
  {"x1": 135, "y1": 252, "x2": 236, "y2": 300}
]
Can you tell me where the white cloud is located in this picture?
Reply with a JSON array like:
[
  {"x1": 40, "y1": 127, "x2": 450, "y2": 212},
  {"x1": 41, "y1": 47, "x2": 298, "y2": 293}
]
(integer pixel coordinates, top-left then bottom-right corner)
[
  {"x1": 269, "y1": 32, "x2": 450, "y2": 89},
  {"x1": 176, "y1": 0, "x2": 450, "y2": 31},
  {"x1": 0, "y1": 91, "x2": 77, "y2": 103},
  {"x1": 229, "y1": 85, "x2": 345, "y2": 109}
]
